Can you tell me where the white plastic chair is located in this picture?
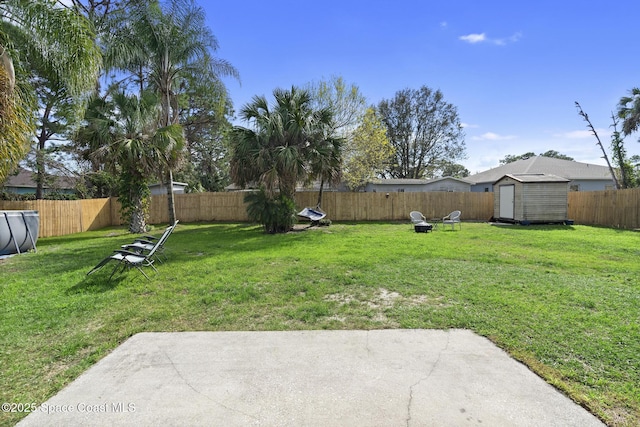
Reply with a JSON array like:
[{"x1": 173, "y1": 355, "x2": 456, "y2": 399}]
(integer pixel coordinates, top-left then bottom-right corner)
[
  {"x1": 410, "y1": 211, "x2": 427, "y2": 224},
  {"x1": 442, "y1": 210, "x2": 461, "y2": 230}
]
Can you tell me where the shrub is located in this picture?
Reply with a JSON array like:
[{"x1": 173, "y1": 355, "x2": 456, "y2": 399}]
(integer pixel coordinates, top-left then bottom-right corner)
[{"x1": 244, "y1": 188, "x2": 297, "y2": 233}]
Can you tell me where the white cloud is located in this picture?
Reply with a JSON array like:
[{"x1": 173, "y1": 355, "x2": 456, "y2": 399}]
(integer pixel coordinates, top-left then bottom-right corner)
[
  {"x1": 459, "y1": 33, "x2": 486, "y2": 43},
  {"x1": 495, "y1": 32, "x2": 523, "y2": 45},
  {"x1": 440, "y1": 21, "x2": 448, "y2": 28},
  {"x1": 459, "y1": 32, "x2": 522, "y2": 46},
  {"x1": 460, "y1": 122, "x2": 479, "y2": 129},
  {"x1": 472, "y1": 132, "x2": 517, "y2": 141}
]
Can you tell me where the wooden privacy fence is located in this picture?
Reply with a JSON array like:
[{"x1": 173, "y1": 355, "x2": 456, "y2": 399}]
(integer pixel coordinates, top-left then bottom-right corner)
[
  {"x1": 146, "y1": 192, "x2": 252, "y2": 224},
  {"x1": 133, "y1": 191, "x2": 495, "y2": 224},
  {"x1": 568, "y1": 187, "x2": 640, "y2": 229},
  {"x1": 2, "y1": 188, "x2": 639, "y2": 237},
  {"x1": 294, "y1": 191, "x2": 494, "y2": 222},
  {"x1": 0, "y1": 198, "x2": 113, "y2": 237}
]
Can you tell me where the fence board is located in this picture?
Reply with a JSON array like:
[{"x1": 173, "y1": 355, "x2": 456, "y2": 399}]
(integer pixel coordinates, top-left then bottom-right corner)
[
  {"x1": 568, "y1": 188, "x2": 640, "y2": 229},
  {"x1": 0, "y1": 198, "x2": 112, "y2": 237},
  {"x1": 3, "y1": 188, "x2": 639, "y2": 237},
  {"x1": 80, "y1": 198, "x2": 113, "y2": 232}
]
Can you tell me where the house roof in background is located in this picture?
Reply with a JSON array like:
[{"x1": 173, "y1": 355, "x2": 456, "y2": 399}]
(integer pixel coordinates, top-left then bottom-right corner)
[
  {"x1": 369, "y1": 179, "x2": 429, "y2": 185},
  {"x1": 468, "y1": 156, "x2": 613, "y2": 184},
  {"x1": 368, "y1": 176, "x2": 473, "y2": 185},
  {"x1": 426, "y1": 176, "x2": 474, "y2": 185},
  {"x1": 2, "y1": 169, "x2": 33, "y2": 187},
  {"x1": 2, "y1": 168, "x2": 76, "y2": 189}
]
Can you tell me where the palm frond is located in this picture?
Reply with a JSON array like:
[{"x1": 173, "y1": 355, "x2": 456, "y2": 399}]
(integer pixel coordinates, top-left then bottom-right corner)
[{"x1": 1, "y1": 0, "x2": 102, "y2": 97}]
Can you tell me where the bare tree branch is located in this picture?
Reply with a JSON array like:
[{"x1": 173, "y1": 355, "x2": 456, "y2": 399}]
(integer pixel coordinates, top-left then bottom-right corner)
[{"x1": 575, "y1": 101, "x2": 620, "y2": 189}]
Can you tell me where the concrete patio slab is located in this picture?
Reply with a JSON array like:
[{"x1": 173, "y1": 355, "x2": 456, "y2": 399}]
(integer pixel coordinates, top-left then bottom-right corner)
[{"x1": 17, "y1": 329, "x2": 604, "y2": 426}]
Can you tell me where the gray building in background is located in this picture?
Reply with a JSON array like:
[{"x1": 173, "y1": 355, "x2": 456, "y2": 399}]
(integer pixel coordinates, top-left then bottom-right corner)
[
  {"x1": 364, "y1": 177, "x2": 472, "y2": 193},
  {"x1": 467, "y1": 156, "x2": 615, "y2": 192},
  {"x1": 1, "y1": 168, "x2": 76, "y2": 195}
]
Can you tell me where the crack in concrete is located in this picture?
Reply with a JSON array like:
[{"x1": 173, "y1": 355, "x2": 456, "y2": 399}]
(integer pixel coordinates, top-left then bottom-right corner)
[
  {"x1": 406, "y1": 331, "x2": 451, "y2": 427},
  {"x1": 161, "y1": 348, "x2": 259, "y2": 422}
]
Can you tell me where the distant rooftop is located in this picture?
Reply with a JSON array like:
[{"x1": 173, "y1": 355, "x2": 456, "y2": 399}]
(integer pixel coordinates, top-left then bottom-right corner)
[
  {"x1": 2, "y1": 168, "x2": 76, "y2": 189},
  {"x1": 368, "y1": 176, "x2": 474, "y2": 185},
  {"x1": 468, "y1": 156, "x2": 613, "y2": 184}
]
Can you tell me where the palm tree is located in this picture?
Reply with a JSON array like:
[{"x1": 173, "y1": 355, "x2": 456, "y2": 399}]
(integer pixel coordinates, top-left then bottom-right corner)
[
  {"x1": 230, "y1": 87, "x2": 342, "y2": 231},
  {"x1": 0, "y1": 54, "x2": 31, "y2": 183},
  {"x1": 105, "y1": 0, "x2": 239, "y2": 224},
  {"x1": 0, "y1": 0, "x2": 101, "y2": 183},
  {"x1": 618, "y1": 87, "x2": 640, "y2": 137},
  {"x1": 307, "y1": 132, "x2": 343, "y2": 209},
  {"x1": 93, "y1": 89, "x2": 185, "y2": 233}
]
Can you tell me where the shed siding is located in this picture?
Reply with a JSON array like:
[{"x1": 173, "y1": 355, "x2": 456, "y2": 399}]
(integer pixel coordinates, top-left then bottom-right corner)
[
  {"x1": 513, "y1": 181, "x2": 524, "y2": 219},
  {"x1": 493, "y1": 176, "x2": 568, "y2": 222},
  {"x1": 521, "y1": 183, "x2": 568, "y2": 221},
  {"x1": 474, "y1": 179, "x2": 612, "y2": 193}
]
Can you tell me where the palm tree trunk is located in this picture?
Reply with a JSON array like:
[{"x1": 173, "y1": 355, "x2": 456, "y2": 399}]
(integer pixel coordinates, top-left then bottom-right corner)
[
  {"x1": 160, "y1": 52, "x2": 178, "y2": 226},
  {"x1": 35, "y1": 107, "x2": 51, "y2": 200},
  {"x1": 166, "y1": 169, "x2": 177, "y2": 225},
  {"x1": 35, "y1": 148, "x2": 45, "y2": 199},
  {"x1": 0, "y1": 47, "x2": 15, "y2": 93},
  {"x1": 129, "y1": 192, "x2": 147, "y2": 233},
  {"x1": 316, "y1": 178, "x2": 325, "y2": 208}
]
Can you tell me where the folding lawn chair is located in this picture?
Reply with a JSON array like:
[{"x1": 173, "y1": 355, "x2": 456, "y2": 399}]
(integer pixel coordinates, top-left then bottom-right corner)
[
  {"x1": 86, "y1": 224, "x2": 172, "y2": 280},
  {"x1": 121, "y1": 220, "x2": 178, "y2": 263}
]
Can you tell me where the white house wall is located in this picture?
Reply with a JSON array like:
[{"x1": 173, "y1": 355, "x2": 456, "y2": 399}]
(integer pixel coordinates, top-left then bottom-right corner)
[
  {"x1": 365, "y1": 180, "x2": 471, "y2": 193},
  {"x1": 473, "y1": 179, "x2": 612, "y2": 193}
]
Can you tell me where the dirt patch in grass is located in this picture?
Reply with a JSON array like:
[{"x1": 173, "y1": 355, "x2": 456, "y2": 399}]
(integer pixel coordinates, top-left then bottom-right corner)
[{"x1": 325, "y1": 288, "x2": 447, "y2": 310}]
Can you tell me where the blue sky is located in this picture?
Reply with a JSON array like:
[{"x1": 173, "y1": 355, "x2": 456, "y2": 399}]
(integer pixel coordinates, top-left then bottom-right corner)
[{"x1": 202, "y1": 0, "x2": 640, "y2": 174}]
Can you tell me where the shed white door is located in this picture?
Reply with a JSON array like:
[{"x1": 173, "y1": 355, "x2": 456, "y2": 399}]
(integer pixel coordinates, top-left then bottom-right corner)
[{"x1": 499, "y1": 185, "x2": 515, "y2": 219}]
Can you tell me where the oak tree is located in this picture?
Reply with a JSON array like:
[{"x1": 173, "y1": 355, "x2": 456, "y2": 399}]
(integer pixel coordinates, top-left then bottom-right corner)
[{"x1": 377, "y1": 86, "x2": 465, "y2": 179}]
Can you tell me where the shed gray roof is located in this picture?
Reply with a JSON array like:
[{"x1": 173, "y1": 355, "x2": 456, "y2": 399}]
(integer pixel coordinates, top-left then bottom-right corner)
[
  {"x1": 468, "y1": 156, "x2": 613, "y2": 184},
  {"x1": 494, "y1": 173, "x2": 570, "y2": 184}
]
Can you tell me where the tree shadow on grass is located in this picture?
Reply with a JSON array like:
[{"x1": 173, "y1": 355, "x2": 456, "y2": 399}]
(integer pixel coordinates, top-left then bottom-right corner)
[
  {"x1": 37, "y1": 226, "x2": 132, "y2": 247},
  {"x1": 24, "y1": 222, "x2": 330, "y2": 295}
]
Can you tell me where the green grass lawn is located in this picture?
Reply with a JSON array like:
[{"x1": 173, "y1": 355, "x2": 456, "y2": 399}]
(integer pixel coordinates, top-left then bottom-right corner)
[{"x1": 1, "y1": 222, "x2": 639, "y2": 426}]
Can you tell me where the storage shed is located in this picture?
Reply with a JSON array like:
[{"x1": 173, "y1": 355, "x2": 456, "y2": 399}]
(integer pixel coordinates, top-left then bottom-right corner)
[{"x1": 493, "y1": 174, "x2": 570, "y2": 224}]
